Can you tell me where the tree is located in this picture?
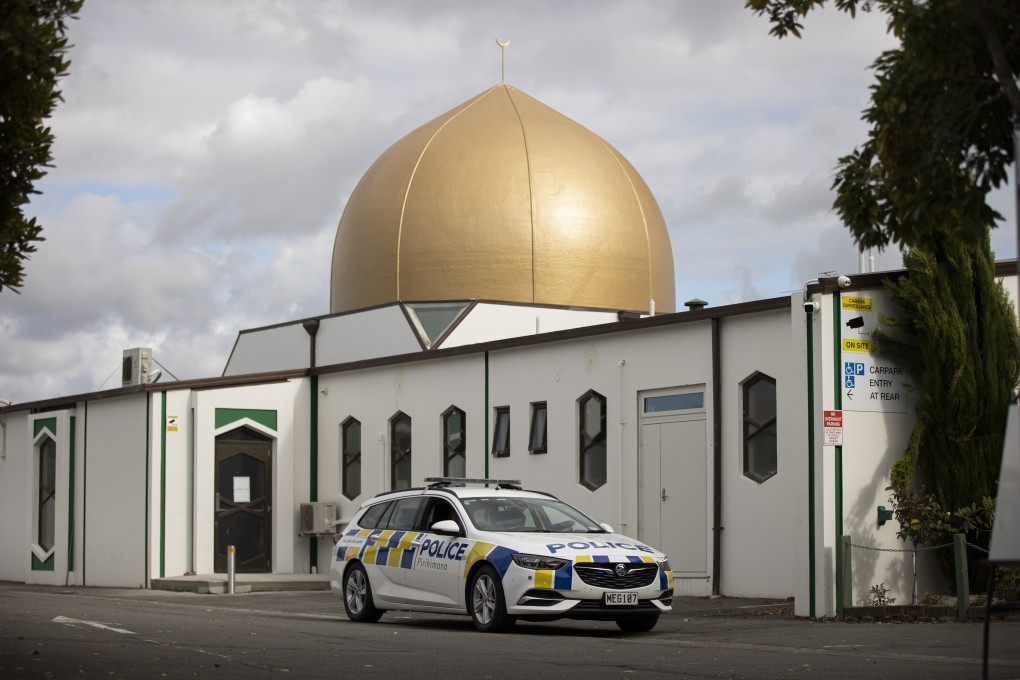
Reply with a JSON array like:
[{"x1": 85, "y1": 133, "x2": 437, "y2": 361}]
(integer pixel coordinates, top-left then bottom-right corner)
[
  {"x1": 746, "y1": 0, "x2": 1020, "y2": 252},
  {"x1": 0, "y1": 0, "x2": 83, "y2": 293},
  {"x1": 875, "y1": 231, "x2": 1018, "y2": 542}
]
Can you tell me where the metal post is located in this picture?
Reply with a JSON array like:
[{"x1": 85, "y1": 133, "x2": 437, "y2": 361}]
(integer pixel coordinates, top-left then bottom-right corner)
[
  {"x1": 227, "y1": 545, "x2": 236, "y2": 595},
  {"x1": 954, "y1": 533, "x2": 969, "y2": 622},
  {"x1": 839, "y1": 535, "x2": 852, "y2": 618}
]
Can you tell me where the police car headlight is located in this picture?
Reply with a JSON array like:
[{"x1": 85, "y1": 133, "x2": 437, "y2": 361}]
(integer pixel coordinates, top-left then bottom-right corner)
[
  {"x1": 656, "y1": 557, "x2": 671, "y2": 572},
  {"x1": 511, "y1": 554, "x2": 569, "y2": 571}
]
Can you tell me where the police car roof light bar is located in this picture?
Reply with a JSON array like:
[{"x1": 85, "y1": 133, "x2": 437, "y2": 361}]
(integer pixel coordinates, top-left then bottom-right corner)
[{"x1": 425, "y1": 476, "x2": 523, "y2": 490}]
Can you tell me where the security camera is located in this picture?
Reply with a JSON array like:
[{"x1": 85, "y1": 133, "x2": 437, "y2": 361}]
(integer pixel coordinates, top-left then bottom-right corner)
[
  {"x1": 803, "y1": 300, "x2": 819, "y2": 312},
  {"x1": 837, "y1": 275, "x2": 851, "y2": 289}
]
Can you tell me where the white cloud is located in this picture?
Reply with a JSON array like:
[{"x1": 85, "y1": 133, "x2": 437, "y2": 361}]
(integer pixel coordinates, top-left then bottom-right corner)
[{"x1": 2, "y1": 0, "x2": 1015, "y2": 405}]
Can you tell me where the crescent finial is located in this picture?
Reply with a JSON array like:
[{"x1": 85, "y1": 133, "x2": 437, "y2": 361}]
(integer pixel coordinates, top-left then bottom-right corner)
[{"x1": 496, "y1": 38, "x2": 510, "y2": 83}]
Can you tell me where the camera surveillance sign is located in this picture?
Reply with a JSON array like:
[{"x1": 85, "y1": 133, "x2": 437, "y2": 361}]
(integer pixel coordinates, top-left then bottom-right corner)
[{"x1": 840, "y1": 295, "x2": 909, "y2": 413}]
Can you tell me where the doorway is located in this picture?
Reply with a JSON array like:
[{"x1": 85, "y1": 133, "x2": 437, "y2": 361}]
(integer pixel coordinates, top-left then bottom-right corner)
[
  {"x1": 214, "y1": 427, "x2": 272, "y2": 573},
  {"x1": 638, "y1": 388, "x2": 708, "y2": 577}
]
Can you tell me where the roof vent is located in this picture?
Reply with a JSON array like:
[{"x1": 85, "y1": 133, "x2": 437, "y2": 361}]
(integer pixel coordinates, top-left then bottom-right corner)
[{"x1": 684, "y1": 298, "x2": 708, "y2": 311}]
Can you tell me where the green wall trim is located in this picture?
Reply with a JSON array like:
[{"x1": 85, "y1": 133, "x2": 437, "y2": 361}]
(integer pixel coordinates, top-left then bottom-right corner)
[
  {"x1": 34, "y1": 417, "x2": 57, "y2": 439},
  {"x1": 68, "y1": 417, "x2": 76, "y2": 573},
  {"x1": 215, "y1": 408, "x2": 277, "y2": 432},
  {"x1": 309, "y1": 376, "x2": 319, "y2": 572},
  {"x1": 31, "y1": 553, "x2": 54, "y2": 571},
  {"x1": 832, "y1": 291, "x2": 845, "y2": 617},
  {"x1": 805, "y1": 305, "x2": 817, "y2": 618}
]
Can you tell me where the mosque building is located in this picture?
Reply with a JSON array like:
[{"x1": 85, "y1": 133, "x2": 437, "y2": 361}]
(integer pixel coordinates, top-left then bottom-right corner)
[{"x1": 0, "y1": 81, "x2": 1014, "y2": 618}]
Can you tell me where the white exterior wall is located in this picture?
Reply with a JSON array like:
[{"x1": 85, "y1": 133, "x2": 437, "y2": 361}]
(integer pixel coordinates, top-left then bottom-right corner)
[
  {"x1": 317, "y1": 354, "x2": 487, "y2": 522},
  {"x1": 191, "y1": 379, "x2": 309, "y2": 576},
  {"x1": 719, "y1": 309, "x2": 802, "y2": 599},
  {"x1": 223, "y1": 323, "x2": 311, "y2": 376},
  {"x1": 157, "y1": 389, "x2": 196, "y2": 579},
  {"x1": 442, "y1": 304, "x2": 619, "y2": 348},
  {"x1": 485, "y1": 324, "x2": 714, "y2": 538},
  {"x1": 316, "y1": 306, "x2": 423, "y2": 366},
  {"x1": 0, "y1": 414, "x2": 28, "y2": 582},
  {"x1": 83, "y1": 396, "x2": 149, "y2": 587}
]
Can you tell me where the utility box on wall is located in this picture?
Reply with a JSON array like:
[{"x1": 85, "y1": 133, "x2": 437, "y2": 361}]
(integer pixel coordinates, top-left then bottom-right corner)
[
  {"x1": 300, "y1": 502, "x2": 337, "y2": 535},
  {"x1": 122, "y1": 347, "x2": 152, "y2": 386}
]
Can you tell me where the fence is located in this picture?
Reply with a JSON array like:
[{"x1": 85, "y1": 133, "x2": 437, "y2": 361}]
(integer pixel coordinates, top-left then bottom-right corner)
[{"x1": 839, "y1": 533, "x2": 983, "y2": 621}]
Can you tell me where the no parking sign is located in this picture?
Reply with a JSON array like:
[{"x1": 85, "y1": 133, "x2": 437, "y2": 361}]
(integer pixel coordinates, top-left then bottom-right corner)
[{"x1": 823, "y1": 410, "x2": 843, "y2": 446}]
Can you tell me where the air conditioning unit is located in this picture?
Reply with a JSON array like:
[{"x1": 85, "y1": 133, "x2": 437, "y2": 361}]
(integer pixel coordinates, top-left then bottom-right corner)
[
  {"x1": 122, "y1": 347, "x2": 153, "y2": 386},
  {"x1": 300, "y1": 502, "x2": 337, "y2": 535}
]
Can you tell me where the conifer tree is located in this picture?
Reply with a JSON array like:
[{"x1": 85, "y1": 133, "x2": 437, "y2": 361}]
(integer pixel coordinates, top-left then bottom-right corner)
[{"x1": 876, "y1": 230, "x2": 1017, "y2": 543}]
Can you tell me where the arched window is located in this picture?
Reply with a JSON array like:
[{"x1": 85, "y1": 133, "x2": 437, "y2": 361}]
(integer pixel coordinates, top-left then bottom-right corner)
[
  {"x1": 743, "y1": 372, "x2": 777, "y2": 483},
  {"x1": 341, "y1": 417, "x2": 361, "y2": 500},
  {"x1": 390, "y1": 412, "x2": 412, "y2": 490},
  {"x1": 442, "y1": 406, "x2": 466, "y2": 477},
  {"x1": 578, "y1": 391, "x2": 607, "y2": 491},
  {"x1": 37, "y1": 436, "x2": 56, "y2": 551}
]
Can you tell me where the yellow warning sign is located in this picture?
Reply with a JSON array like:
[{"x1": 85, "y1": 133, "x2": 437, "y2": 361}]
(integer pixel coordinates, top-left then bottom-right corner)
[
  {"x1": 167, "y1": 415, "x2": 179, "y2": 433},
  {"x1": 842, "y1": 338, "x2": 873, "y2": 353},
  {"x1": 842, "y1": 296, "x2": 872, "y2": 312}
]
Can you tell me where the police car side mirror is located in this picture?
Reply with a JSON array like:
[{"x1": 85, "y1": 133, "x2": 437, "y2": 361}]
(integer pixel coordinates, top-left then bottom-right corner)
[
  {"x1": 431, "y1": 519, "x2": 462, "y2": 536},
  {"x1": 599, "y1": 522, "x2": 615, "y2": 534}
]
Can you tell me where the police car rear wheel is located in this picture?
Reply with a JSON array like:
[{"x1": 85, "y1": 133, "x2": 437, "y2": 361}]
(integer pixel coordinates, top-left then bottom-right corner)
[
  {"x1": 615, "y1": 614, "x2": 659, "y2": 633},
  {"x1": 469, "y1": 565, "x2": 516, "y2": 633},
  {"x1": 343, "y1": 563, "x2": 383, "y2": 623}
]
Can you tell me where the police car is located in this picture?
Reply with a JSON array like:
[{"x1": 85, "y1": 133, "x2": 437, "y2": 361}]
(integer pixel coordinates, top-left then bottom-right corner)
[{"x1": 330, "y1": 477, "x2": 673, "y2": 633}]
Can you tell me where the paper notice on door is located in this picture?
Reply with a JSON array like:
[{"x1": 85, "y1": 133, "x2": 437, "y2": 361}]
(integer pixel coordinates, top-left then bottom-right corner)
[{"x1": 233, "y1": 476, "x2": 251, "y2": 503}]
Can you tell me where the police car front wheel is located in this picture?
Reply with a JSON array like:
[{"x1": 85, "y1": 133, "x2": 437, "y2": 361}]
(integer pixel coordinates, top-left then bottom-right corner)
[
  {"x1": 468, "y1": 565, "x2": 516, "y2": 633},
  {"x1": 343, "y1": 563, "x2": 383, "y2": 623}
]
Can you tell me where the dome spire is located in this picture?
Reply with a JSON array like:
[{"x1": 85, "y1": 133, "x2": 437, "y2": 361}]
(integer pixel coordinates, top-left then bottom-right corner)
[{"x1": 495, "y1": 38, "x2": 510, "y2": 83}]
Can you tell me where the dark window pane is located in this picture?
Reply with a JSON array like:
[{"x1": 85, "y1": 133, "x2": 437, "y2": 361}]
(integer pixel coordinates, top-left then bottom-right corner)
[
  {"x1": 492, "y1": 407, "x2": 510, "y2": 457},
  {"x1": 579, "y1": 392, "x2": 607, "y2": 491},
  {"x1": 529, "y1": 402, "x2": 547, "y2": 453},
  {"x1": 390, "y1": 412, "x2": 412, "y2": 490},
  {"x1": 443, "y1": 407, "x2": 466, "y2": 476},
  {"x1": 359, "y1": 501, "x2": 391, "y2": 529},
  {"x1": 38, "y1": 437, "x2": 57, "y2": 551},
  {"x1": 644, "y1": 392, "x2": 704, "y2": 413},
  {"x1": 743, "y1": 374, "x2": 778, "y2": 483},
  {"x1": 342, "y1": 418, "x2": 362, "y2": 500}
]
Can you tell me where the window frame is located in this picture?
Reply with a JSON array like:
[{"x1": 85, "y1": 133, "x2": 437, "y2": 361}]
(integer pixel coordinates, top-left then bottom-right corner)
[
  {"x1": 389, "y1": 411, "x2": 412, "y2": 491},
  {"x1": 37, "y1": 435, "x2": 57, "y2": 552},
  {"x1": 442, "y1": 406, "x2": 466, "y2": 477},
  {"x1": 742, "y1": 372, "x2": 778, "y2": 484},
  {"x1": 578, "y1": 390, "x2": 607, "y2": 491},
  {"x1": 528, "y1": 401, "x2": 548, "y2": 454},
  {"x1": 341, "y1": 416, "x2": 362, "y2": 500},
  {"x1": 491, "y1": 406, "x2": 510, "y2": 458}
]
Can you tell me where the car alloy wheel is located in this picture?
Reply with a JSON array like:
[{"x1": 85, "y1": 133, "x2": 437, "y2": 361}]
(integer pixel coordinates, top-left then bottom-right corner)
[
  {"x1": 468, "y1": 565, "x2": 516, "y2": 633},
  {"x1": 343, "y1": 563, "x2": 383, "y2": 623}
]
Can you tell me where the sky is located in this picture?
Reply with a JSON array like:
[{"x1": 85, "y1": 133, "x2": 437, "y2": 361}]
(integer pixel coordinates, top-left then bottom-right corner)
[{"x1": 2, "y1": 0, "x2": 1017, "y2": 405}]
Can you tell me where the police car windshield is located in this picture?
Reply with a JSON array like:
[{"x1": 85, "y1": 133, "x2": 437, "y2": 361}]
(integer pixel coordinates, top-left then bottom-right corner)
[{"x1": 461, "y1": 497, "x2": 605, "y2": 533}]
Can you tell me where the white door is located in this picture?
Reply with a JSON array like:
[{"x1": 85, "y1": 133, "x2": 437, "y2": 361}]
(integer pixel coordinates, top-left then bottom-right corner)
[{"x1": 638, "y1": 390, "x2": 708, "y2": 577}]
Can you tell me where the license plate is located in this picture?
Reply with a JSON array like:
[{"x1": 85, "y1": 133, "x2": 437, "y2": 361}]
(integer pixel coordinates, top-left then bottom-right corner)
[{"x1": 604, "y1": 592, "x2": 638, "y2": 606}]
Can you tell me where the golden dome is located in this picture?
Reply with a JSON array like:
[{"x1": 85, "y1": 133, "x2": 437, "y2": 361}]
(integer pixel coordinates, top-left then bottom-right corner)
[{"x1": 329, "y1": 83, "x2": 675, "y2": 315}]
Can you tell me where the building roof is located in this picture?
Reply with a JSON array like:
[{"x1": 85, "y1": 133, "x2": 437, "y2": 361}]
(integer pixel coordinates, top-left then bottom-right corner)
[{"x1": 329, "y1": 83, "x2": 675, "y2": 315}]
